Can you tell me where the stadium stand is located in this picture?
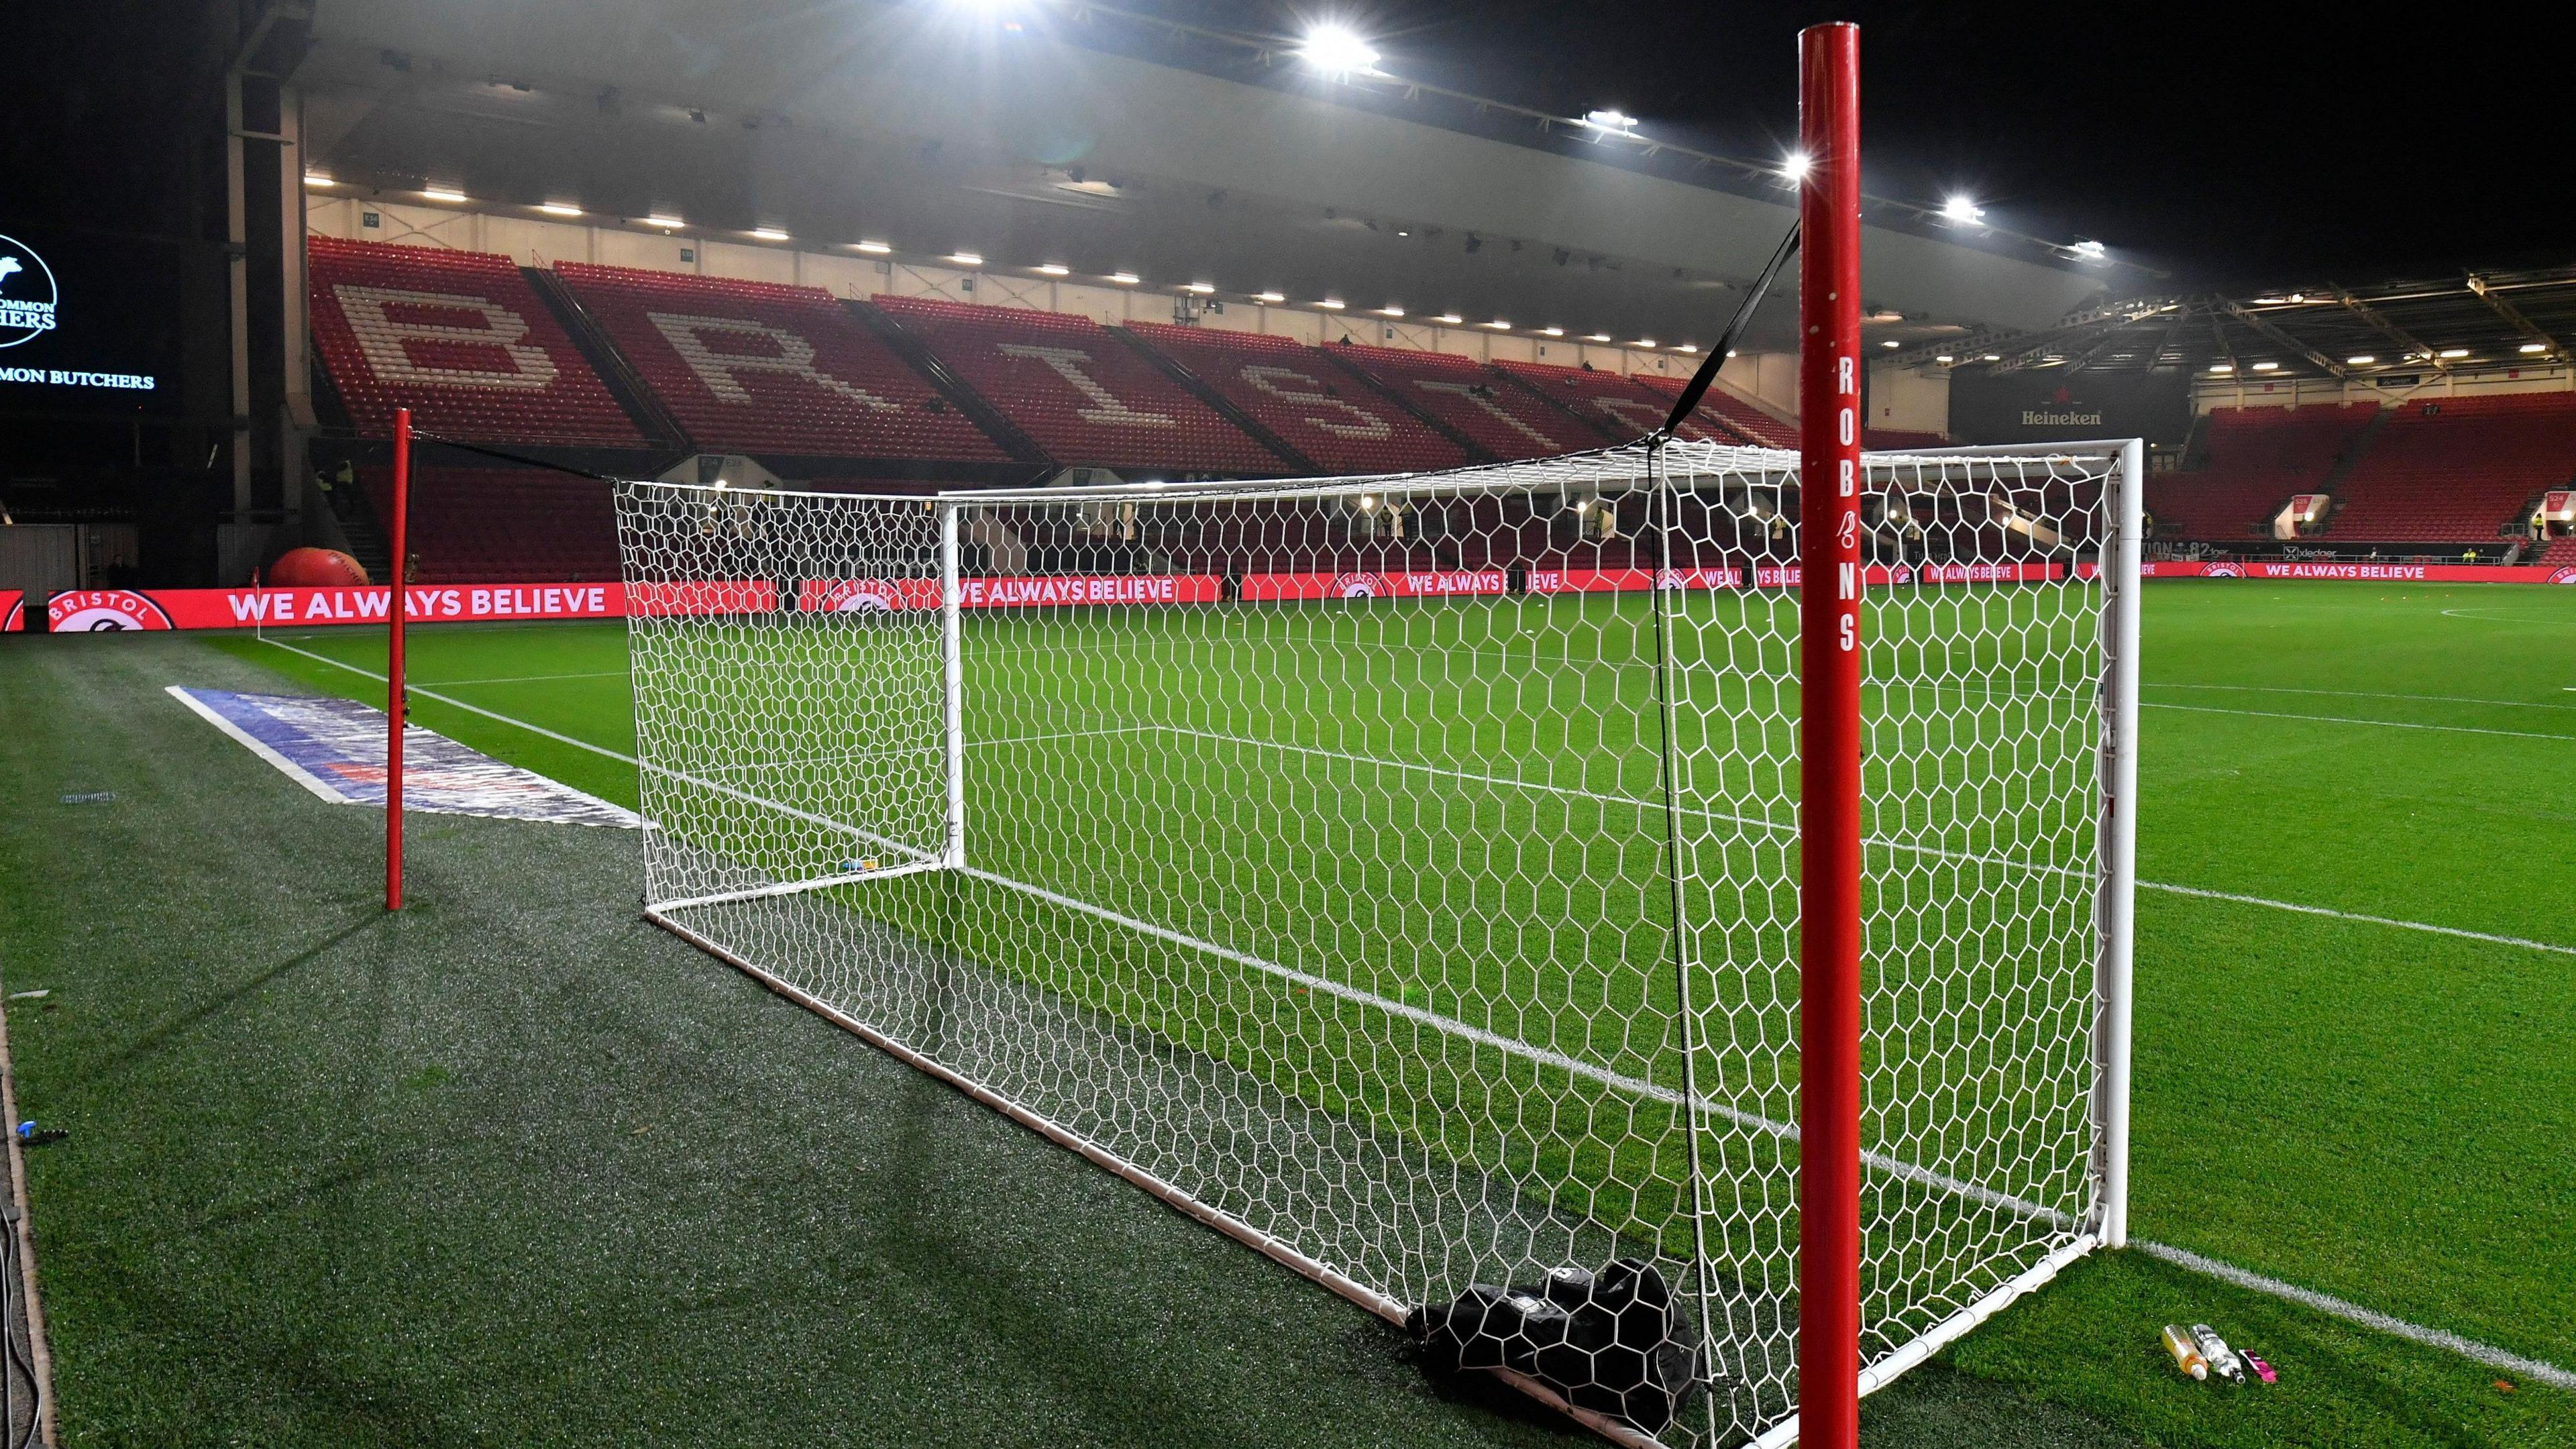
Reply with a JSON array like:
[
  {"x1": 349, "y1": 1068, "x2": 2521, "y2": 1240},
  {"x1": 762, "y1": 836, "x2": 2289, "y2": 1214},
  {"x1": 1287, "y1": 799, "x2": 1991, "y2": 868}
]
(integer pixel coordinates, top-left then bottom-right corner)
[
  {"x1": 551, "y1": 264, "x2": 1009, "y2": 461},
  {"x1": 1490, "y1": 360, "x2": 1731, "y2": 443},
  {"x1": 871, "y1": 297, "x2": 1284, "y2": 472},
  {"x1": 2539, "y1": 535, "x2": 2576, "y2": 568},
  {"x1": 1320, "y1": 344, "x2": 1583, "y2": 461},
  {"x1": 1625, "y1": 371, "x2": 1800, "y2": 448},
  {"x1": 2326, "y1": 394, "x2": 2576, "y2": 541},
  {"x1": 361, "y1": 466, "x2": 620, "y2": 583},
  {"x1": 1125, "y1": 324, "x2": 1472, "y2": 474},
  {"x1": 307, "y1": 237, "x2": 647, "y2": 447},
  {"x1": 2147, "y1": 403, "x2": 2379, "y2": 539}
]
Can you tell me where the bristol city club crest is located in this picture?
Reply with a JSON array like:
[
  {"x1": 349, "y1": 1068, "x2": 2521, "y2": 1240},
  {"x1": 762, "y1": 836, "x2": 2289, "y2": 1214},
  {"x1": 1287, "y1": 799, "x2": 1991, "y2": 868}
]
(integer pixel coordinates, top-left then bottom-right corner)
[
  {"x1": 2202, "y1": 563, "x2": 2244, "y2": 578},
  {"x1": 47, "y1": 588, "x2": 173, "y2": 631},
  {"x1": 2548, "y1": 566, "x2": 2576, "y2": 585},
  {"x1": 830, "y1": 581, "x2": 902, "y2": 612},
  {"x1": 1331, "y1": 571, "x2": 1384, "y2": 599}
]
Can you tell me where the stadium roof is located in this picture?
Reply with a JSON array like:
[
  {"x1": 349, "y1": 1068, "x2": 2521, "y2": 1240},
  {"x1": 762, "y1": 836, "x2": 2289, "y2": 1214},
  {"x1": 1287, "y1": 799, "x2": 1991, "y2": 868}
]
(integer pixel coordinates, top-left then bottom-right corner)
[
  {"x1": 1892, "y1": 266, "x2": 2576, "y2": 382},
  {"x1": 294, "y1": 0, "x2": 2119, "y2": 350}
]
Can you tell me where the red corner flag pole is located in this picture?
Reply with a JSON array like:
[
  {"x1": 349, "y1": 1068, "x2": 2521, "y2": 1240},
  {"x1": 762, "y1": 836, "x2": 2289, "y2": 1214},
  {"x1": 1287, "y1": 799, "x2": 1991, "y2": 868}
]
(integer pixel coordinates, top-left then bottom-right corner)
[
  {"x1": 1796, "y1": 21, "x2": 1864, "y2": 1449},
  {"x1": 386, "y1": 406, "x2": 412, "y2": 912}
]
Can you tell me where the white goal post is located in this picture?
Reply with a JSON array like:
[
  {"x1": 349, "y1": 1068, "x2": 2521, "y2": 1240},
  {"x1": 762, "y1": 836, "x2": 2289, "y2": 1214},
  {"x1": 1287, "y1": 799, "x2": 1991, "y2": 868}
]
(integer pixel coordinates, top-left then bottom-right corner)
[{"x1": 612, "y1": 432, "x2": 2142, "y2": 1448}]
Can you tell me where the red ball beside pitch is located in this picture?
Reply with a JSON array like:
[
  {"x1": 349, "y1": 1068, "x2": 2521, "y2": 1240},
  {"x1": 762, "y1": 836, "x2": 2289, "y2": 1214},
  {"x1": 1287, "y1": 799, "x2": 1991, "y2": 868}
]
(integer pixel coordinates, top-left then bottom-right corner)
[{"x1": 267, "y1": 547, "x2": 370, "y2": 587}]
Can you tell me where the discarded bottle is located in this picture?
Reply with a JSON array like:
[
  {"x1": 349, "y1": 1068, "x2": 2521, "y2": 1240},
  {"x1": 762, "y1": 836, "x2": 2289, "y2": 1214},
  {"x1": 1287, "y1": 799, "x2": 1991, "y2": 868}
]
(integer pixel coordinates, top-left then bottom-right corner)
[
  {"x1": 2162, "y1": 1324, "x2": 2209, "y2": 1380},
  {"x1": 2192, "y1": 1324, "x2": 2247, "y2": 1383}
]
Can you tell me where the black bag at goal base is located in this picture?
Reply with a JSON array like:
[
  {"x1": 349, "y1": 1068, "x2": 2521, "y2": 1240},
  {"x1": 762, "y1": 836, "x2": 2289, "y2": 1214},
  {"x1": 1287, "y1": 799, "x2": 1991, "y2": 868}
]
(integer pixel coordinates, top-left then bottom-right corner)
[{"x1": 1405, "y1": 1258, "x2": 1703, "y2": 1434}]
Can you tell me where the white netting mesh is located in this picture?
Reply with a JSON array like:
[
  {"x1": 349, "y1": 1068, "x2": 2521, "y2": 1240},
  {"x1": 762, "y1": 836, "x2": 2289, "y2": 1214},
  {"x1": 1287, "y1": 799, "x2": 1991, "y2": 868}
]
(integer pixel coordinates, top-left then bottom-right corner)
[{"x1": 616, "y1": 437, "x2": 2129, "y2": 1446}]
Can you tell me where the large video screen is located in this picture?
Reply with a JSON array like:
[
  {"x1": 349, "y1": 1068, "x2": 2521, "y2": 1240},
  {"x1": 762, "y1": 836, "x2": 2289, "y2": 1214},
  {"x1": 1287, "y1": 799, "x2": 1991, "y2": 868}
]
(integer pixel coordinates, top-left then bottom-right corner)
[{"x1": 0, "y1": 225, "x2": 187, "y2": 416}]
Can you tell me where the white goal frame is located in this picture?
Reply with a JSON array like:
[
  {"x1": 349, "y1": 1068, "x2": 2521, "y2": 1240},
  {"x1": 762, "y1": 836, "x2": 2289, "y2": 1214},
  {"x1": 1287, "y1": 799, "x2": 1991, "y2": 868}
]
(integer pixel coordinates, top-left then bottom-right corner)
[{"x1": 613, "y1": 431, "x2": 2142, "y2": 1449}]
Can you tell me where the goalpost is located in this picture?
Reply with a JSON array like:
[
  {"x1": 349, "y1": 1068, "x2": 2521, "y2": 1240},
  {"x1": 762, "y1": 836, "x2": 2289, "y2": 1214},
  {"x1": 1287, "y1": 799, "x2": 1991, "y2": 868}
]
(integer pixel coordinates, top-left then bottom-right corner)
[{"x1": 612, "y1": 26, "x2": 2142, "y2": 1448}]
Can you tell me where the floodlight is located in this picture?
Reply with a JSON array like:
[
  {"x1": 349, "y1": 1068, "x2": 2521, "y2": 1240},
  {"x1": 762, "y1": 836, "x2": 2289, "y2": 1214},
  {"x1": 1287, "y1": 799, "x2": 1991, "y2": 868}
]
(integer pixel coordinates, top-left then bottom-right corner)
[
  {"x1": 646, "y1": 214, "x2": 686, "y2": 229},
  {"x1": 1484, "y1": 319, "x2": 1511, "y2": 330},
  {"x1": 1934, "y1": 355, "x2": 1955, "y2": 364},
  {"x1": 950, "y1": 252, "x2": 985, "y2": 266},
  {"x1": 1299, "y1": 24, "x2": 1378, "y2": 75},
  {"x1": 1540, "y1": 327, "x2": 1563, "y2": 337},
  {"x1": 1436, "y1": 313, "x2": 1464, "y2": 325},
  {"x1": 1184, "y1": 282, "x2": 1216, "y2": 294},
  {"x1": 2209, "y1": 363, "x2": 2234, "y2": 374},
  {"x1": 2346, "y1": 355, "x2": 2375, "y2": 365},
  {"x1": 539, "y1": 202, "x2": 584, "y2": 217},
  {"x1": 2520, "y1": 342, "x2": 2548, "y2": 354},
  {"x1": 1377, "y1": 305, "x2": 1404, "y2": 317},
  {"x1": 1109, "y1": 272, "x2": 1141, "y2": 284},
  {"x1": 854, "y1": 239, "x2": 892, "y2": 254},
  {"x1": 1981, "y1": 354, "x2": 2000, "y2": 362},
  {"x1": 1585, "y1": 332, "x2": 1611, "y2": 343},
  {"x1": 1781, "y1": 151, "x2": 1811, "y2": 182},
  {"x1": 1316, "y1": 299, "x2": 1345, "y2": 309},
  {"x1": 423, "y1": 186, "x2": 469, "y2": 203},
  {"x1": 754, "y1": 227, "x2": 791, "y2": 241},
  {"x1": 1882, "y1": 339, "x2": 1901, "y2": 348},
  {"x1": 303, "y1": 173, "x2": 337, "y2": 188},
  {"x1": 1634, "y1": 338, "x2": 1656, "y2": 347},
  {"x1": 1254, "y1": 290, "x2": 1286, "y2": 303},
  {"x1": 1585, "y1": 109, "x2": 1637, "y2": 131},
  {"x1": 2438, "y1": 347, "x2": 2470, "y2": 358},
  {"x1": 2251, "y1": 361, "x2": 2278, "y2": 372},
  {"x1": 1940, "y1": 196, "x2": 1982, "y2": 224},
  {"x1": 1037, "y1": 263, "x2": 1071, "y2": 276},
  {"x1": 2070, "y1": 239, "x2": 2107, "y2": 259}
]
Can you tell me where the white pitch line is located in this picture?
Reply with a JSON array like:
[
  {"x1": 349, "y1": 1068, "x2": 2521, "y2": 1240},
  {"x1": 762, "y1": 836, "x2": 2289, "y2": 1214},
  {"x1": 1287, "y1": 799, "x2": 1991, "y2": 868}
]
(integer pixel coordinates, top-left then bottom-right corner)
[
  {"x1": 240, "y1": 643, "x2": 2576, "y2": 1387},
  {"x1": 2141, "y1": 700, "x2": 2575, "y2": 743},
  {"x1": 2147, "y1": 682, "x2": 2576, "y2": 712},
  {"x1": 2131, "y1": 1240, "x2": 2576, "y2": 1391}
]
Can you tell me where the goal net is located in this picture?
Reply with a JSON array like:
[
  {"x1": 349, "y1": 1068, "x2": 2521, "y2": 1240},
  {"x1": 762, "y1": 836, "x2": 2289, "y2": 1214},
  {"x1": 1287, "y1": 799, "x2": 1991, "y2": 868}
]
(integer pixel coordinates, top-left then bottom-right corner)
[{"x1": 613, "y1": 435, "x2": 2139, "y2": 1447}]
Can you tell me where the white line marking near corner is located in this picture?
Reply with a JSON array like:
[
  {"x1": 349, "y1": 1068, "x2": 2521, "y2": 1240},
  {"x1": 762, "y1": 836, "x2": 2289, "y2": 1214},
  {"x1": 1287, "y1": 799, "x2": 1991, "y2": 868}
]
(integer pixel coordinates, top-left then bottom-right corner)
[
  {"x1": 2147, "y1": 682, "x2": 2576, "y2": 712},
  {"x1": 2133, "y1": 1240, "x2": 2576, "y2": 1391},
  {"x1": 2135, "y1": 881, "x2": 2576, "y2": 958},
  {"x1": 2141, "y1": 700, "x2": 2575, "y2": 743}
]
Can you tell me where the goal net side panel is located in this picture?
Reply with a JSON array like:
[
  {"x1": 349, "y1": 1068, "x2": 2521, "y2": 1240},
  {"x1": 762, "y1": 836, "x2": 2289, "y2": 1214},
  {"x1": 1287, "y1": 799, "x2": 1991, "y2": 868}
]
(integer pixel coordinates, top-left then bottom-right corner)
[{"x1": 612, "y1": 439, "x2": 2129, "y2": 1447}]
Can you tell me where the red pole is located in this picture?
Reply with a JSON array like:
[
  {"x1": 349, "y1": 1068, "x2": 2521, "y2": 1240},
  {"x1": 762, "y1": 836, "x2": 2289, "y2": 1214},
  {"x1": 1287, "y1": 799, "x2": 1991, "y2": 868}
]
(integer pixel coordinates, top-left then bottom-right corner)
[
  {"x1": 386, "y1": 407, "x2": 411, "y2": 911},
  {"x1": 1796, "y1": 21, "x2": 1864, "y2": 1449}
]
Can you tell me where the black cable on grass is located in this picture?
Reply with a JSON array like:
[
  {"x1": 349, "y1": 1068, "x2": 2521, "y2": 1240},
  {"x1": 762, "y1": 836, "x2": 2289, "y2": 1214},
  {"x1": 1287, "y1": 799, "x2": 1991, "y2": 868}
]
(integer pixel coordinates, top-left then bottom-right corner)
[{"x1": 1657, "y1": 221, "x2": 1799, "y2": 441}]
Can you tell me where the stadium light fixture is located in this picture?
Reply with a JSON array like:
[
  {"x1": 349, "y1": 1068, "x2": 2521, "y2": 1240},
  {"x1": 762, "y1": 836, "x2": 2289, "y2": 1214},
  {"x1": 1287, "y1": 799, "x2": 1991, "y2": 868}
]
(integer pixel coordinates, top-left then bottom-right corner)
[
  {"x1": 1297, "y1": 24, "x2": 1379, "y2": 76},
  {"x1": 1484, "y1": 319, "x2": 1511, "y2": 330},
  {"x1": 1980, "y1": 353, "x2": 2000, "y2": 362},
  {"x1": 1675, "y1": 344, "x2": 1699, "y2": 354},
  {"x1": 2346, "y1": 354, "x2": 2375, "y2": 366},
  {"x1": 853, "y1": 239, "x2": 892, "y2": 254},
  {"x1": 1780, "y1": 151, "x2": 1811, "y2": 182},
  {"x1": 1183, "y1": 281, "x2": 1217, "y2": 294},
  {"x1": 1110, "y1": 271, "x2": 1142, "y2": 285},
  {"x1": 646, "y1": 213, "x2": 686, "y2": 229},
  {"x1": 2251, "y1": 361, "x2": 2279, "y2": 372},
  {"x1": 1881, "y1": 339, "x2": 1901, "y2": 348},
  {"x1": 1725, "y1": 350, "x2": 1739, "y2": 358},
  {"x1": 1377, "y1": 305, "x2": 1404, "y2": 317},
  {"x1": 1540, "y1": 326, "x2": 1564, "y2": 337},
  {"x1": 1939, "y1": 196, "x2": 1983, "y2": 225},
  {"x1": 1254, "y1": 290, "x2": 1286, "y2": 303},
  {"x1": 1934, "y1": 354, "x2": 1955, "y2": 364},
  {"x1": 422, "y1": 186, "x2": 470, "y2": 204},
  {"x1": 1436, "y1": 313, "x2": 1464, "y2": 325},
  {"x1": 2208, "y1": 363, "x2": 2234, "y2": 374},
  {"x1": 2070, "y1": 239, "x2": 2108, "y2": 260},
  {"x1": 2520, "y1": 342, "x2": 2548, "y2": 354},
  {"x1": 1585, "y1": 332, "x2": 1612, "y2": 343},
  {"x1": 1036, "y1": 263, "x2": 1071, "y2": 276},
  {"x1": 950, "y1": 251, "x2": 985, "y2": 267},
  {"x1": 1633, "y1": 337, "x2": 1656, "y2": 347},
  {"x1": 1316, "y1": 299, "x2": 1346, "y2": 309},
  {"x1": 538, "y1": 202, "x2": 584, "y2": 217},
  {"x1": 303, "y1": 172, "x2": 336, "y2": 188},
  {"x1": 753, "y1": 227, "x2": 792, "y2": 241},
  {"x1": 1584, "y1": 109, "x2": 1638, "y2": 131},
  {"x1": 2438, "y1": 347, "x2": 2470, "y2": 358}
]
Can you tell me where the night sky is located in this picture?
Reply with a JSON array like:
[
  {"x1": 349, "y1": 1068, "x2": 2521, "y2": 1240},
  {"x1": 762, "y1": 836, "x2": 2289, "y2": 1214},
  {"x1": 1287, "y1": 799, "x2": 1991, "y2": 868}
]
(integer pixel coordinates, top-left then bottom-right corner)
[{"x1": 1148, "y1": 0, "x2": 2576, "y2": 290}]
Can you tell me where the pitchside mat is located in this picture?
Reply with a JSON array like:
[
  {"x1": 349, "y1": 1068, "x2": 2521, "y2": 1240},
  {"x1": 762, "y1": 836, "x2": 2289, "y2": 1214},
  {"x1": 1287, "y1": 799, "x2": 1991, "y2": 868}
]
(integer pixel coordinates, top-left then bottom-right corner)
[{"x1": 164, "y1": 685, "x2": 637, "y2": 828}]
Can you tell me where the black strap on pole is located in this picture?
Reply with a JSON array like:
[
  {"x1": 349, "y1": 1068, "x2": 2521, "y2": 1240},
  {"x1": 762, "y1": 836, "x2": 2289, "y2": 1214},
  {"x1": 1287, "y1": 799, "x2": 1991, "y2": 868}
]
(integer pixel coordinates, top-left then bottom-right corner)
[{"x1": 1657, "y1": 221, "x2": 1801, "y2": 439}]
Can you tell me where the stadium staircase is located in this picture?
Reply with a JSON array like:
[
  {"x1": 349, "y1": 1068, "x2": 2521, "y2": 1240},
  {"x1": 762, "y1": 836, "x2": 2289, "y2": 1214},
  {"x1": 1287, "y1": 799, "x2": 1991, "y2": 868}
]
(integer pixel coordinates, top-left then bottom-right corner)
[
  {"x1": 319, "y1": 478, "x2": 392, "y2": 582},
  {"x1": 1105, "y1": 326, "x2": 1318, "y2": 473},
  {"x1": 523, "y1": 268, "x2": 689, "y2": 450},
  {"x1": 845, "y1": 301, "x2": 1051, "y2": 466}
]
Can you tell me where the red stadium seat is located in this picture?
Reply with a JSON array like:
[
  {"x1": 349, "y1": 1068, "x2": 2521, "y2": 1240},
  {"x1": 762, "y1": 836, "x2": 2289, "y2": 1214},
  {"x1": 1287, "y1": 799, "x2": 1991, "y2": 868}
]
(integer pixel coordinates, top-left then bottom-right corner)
[
  {"x1": 1126, "y1": 323, "x2": 1471, "y2": 473},
  {"x1": 872, "y1": 297, "x2": 1283, "y2": 472},
  {"x1": 553, "y1": 264, "x2": 1008, "y2": 461},
  {"x1": 308, "y1": 236, "x2": 645, "y2": 447},
  {"x1": 1624, "y1": 370, "x2": 1799, "y2": 448},
  {"x1": 1320, "y1": 344, "x2": 1581, "y2": 460},
  {"x1": 2149, "y1": 403, "x2": 2377, "y2": 539},
  {"x1": 2325, "y1": 394, "x2": 2576, "y2": 542},
  {"x1": 1490, "y1": 359, "x2": 1735, "y2": 444},
  {"x1": 362, "y1": 466, "x2": 620, "y2": 583}
]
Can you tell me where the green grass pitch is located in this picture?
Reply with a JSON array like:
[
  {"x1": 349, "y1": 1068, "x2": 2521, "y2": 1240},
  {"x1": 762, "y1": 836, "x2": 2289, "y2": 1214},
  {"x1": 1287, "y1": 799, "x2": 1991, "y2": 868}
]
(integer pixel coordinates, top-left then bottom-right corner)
[{"x1": 0, "y1": 579, "x2": 2569, "y2": 1446}]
